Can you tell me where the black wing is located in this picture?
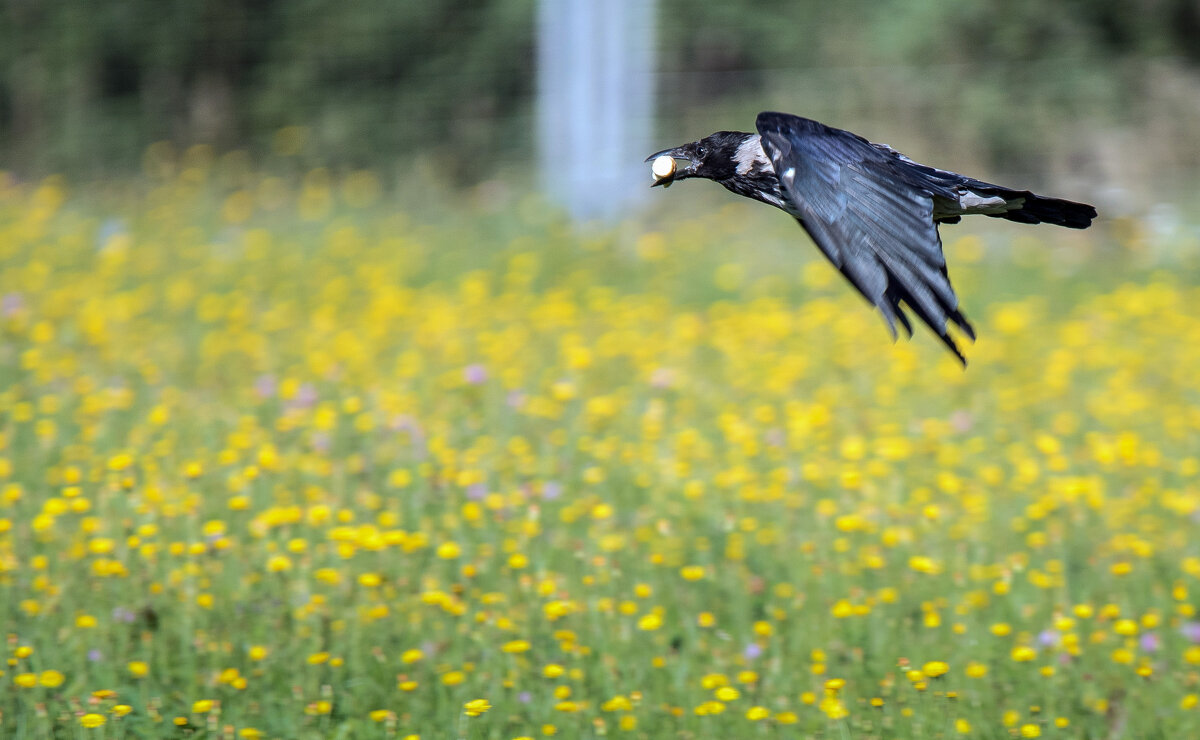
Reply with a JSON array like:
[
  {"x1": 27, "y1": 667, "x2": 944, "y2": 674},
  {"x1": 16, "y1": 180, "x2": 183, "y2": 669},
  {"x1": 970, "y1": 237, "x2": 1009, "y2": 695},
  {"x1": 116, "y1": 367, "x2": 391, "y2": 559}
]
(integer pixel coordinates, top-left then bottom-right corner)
[{"x1": 756, "y1": 112, "x2": 975, "y2": 363}]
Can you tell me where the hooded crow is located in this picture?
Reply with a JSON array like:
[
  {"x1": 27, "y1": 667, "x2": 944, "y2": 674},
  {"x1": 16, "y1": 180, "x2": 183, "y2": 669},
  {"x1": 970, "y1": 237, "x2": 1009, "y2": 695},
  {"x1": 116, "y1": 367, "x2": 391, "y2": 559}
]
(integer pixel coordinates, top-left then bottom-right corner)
[{"x1": 647, "y1": 112, "x2": 1097, "y2": 364}]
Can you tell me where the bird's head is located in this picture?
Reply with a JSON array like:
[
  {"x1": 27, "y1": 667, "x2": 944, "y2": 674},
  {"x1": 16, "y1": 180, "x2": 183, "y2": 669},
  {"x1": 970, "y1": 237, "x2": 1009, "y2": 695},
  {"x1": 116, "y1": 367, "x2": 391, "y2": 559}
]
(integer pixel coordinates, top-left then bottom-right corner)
[{"x1": 645, "y1": 131, "x2": 754, "y2": 187}]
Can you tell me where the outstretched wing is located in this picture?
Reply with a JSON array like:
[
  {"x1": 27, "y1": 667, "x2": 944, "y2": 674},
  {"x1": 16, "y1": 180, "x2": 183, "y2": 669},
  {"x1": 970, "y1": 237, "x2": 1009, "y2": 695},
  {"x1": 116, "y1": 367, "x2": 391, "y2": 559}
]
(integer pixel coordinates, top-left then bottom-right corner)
[{"x1": 755, "y1": 111, "x2": 975, "y2": 363}]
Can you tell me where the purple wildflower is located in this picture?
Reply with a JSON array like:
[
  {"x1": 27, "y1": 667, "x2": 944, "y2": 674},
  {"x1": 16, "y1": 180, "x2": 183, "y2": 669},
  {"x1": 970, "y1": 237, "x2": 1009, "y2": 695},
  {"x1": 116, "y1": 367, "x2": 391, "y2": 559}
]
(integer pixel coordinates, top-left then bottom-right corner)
[
  {"x1": 292, "y1": 383, "x2": 318, "y2": 409},
  {"x1": 463, "y1": 364, "x2": 488, "y2": 385},
  {"x1": 2, "y1": 293, "x2": 23, "y2": 317},
  {"x1": 1037, "y1": 629, "x2": 1060, "y2": 647},
  {"x1": 1182, "y1": 622, "x2": 1200, "y2": 643},
  {"x1": 254, "y1": 374, "x2": 277, "y2": 399},
  {"x1": 311, "y1": 432, "x2": 331, "y2": 453},
  {"x1": 1139, "y1": 632, "x2": 1160, "y2": 652}
]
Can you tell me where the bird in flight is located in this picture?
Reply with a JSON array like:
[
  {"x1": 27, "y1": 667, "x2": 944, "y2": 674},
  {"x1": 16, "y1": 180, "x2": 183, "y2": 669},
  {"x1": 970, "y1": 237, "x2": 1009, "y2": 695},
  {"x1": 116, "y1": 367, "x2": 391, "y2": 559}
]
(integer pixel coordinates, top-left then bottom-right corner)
[{"x1": 646, "y1": 112, "x2": 1096, "y2": 363}]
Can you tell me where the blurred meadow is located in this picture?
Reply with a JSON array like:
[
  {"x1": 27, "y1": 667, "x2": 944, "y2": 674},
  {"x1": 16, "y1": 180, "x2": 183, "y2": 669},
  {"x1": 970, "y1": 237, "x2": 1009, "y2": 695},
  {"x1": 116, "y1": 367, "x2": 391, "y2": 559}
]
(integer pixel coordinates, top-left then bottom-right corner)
[
  {"x1": 4, "y1": 1, "x2": 1200, "y2": 739},
  {"x1": 2, "y1": 147, "x2": 1200, "y2": 738}
]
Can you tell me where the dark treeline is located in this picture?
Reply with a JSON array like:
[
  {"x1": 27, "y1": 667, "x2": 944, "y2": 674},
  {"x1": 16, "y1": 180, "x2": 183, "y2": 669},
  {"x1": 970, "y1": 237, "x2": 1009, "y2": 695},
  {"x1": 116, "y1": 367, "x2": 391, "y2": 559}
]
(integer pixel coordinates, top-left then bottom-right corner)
[{"x1": 2, "y1": 0, "x2": 1198, "y2": 184}]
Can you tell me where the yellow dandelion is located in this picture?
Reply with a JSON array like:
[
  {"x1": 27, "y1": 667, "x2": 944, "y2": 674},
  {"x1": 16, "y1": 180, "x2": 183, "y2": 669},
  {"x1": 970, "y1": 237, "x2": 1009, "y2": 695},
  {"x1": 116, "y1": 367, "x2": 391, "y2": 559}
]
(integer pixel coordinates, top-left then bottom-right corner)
[
  {"x1": 502, "y1": 639, "x2": 531, "y2": 653},
  {"x1": 1011, "y1": 646, "x2": 1037, "y2": 662},
  {"x1": 14, "y1": 673, "x2": 37, "y2": 688},
  {"x1": 637, "y1": 613, "x2": 662, "y2": 631}
]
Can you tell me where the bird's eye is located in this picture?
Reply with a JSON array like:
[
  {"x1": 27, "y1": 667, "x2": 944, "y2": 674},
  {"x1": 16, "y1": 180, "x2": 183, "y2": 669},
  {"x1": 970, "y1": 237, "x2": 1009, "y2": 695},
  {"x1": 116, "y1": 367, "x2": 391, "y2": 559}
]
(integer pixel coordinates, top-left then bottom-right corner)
[{"x1": 696, "y1": 145, "x2": 707, "y2": 158}]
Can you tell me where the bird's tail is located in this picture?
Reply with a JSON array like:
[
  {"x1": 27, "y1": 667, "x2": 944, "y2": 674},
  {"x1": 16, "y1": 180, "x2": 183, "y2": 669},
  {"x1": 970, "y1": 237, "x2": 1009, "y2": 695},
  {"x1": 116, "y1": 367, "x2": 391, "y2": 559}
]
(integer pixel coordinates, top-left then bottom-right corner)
[{"x1": 988, "y1": 191, "x2": 1097, "y2": 230}]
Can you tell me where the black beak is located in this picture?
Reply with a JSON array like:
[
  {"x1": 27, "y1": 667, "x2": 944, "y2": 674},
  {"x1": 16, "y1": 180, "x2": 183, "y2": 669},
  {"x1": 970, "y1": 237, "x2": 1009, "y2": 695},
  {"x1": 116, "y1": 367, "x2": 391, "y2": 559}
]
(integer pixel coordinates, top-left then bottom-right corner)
[{"x1": 645, "y1": 145, "x2": 697, "y2": 187}]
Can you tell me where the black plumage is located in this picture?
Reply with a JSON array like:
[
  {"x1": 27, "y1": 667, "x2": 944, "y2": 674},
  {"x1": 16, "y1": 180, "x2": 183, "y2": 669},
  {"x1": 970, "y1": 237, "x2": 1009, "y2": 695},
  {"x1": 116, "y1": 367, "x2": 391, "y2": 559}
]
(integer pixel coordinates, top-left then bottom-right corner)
[{"x1": 647, "y1": 112, "x2": 1097, "y2": 363}]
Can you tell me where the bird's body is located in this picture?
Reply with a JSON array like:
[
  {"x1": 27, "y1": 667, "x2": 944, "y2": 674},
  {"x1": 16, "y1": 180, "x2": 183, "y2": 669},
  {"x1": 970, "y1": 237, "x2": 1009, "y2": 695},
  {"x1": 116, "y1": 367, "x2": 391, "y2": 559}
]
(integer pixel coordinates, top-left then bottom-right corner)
[{"x1": 647, "y1": 113, "x2": 1097, "y2": 363}]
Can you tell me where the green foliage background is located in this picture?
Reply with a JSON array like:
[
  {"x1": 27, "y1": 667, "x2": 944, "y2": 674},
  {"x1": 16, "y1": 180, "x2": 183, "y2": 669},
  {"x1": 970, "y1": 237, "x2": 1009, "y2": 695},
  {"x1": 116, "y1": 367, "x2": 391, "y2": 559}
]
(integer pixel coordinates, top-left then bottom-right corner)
[{"x1": 2, "y1": 0, "x2": 1199, "y2": 186}]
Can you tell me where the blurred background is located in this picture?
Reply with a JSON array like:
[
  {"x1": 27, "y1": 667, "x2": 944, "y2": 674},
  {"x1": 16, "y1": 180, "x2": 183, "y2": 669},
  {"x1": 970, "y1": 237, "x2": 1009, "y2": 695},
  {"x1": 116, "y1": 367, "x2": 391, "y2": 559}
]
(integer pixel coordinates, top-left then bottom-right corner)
[{"x1": 2, "y1": 0, "x2": 1199, "y2": 223}]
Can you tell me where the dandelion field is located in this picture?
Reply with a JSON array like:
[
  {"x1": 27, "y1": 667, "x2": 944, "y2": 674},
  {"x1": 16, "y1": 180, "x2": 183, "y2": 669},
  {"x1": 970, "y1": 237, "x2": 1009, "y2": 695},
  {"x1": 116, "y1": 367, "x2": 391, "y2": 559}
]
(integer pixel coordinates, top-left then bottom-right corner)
[{"x1": 2, "y1": 152, "x2": 1200, "y2": 739}]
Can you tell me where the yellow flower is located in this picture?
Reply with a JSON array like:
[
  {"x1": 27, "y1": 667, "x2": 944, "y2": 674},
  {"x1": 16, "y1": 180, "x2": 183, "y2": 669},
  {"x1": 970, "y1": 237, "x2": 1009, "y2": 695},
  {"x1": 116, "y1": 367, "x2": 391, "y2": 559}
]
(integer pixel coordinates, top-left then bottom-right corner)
[
  {"x1": 922, "y1": 661, "x2": 949, "y2": 678},
  {"x1": 13, "y1": 673, "x2": 37, "y2": 688},
  {"x1": 745, "y1": 706, "x2": 769, "y2": 720},
  {"x1": 80, "y1": 713, "x2": 106, "y2": 728},
  {"x1": 464, "y1": 699, "x2": 492, "y2": 717},
  {"x1": 637, "y1": 613, "x2": 662, "y2": 631},
  {"x1": 192, "y1": 699, "x2": 214, "y2": 713},
  {"x1": 502, "y1": 639, "x2": 531, "y2": 653},
  {"x1": 1011, "y1": 646, "x2": 1036, "y2": 662},
  {"x1": 1020, "y1": 724, "x2": 1041, "y2": 738},
  {"x1": 39, "y1": 670, "x2": 65, "y2": 687},
  {"x1": 112, "y1": 705, "x2": 133, "y2": 717}
]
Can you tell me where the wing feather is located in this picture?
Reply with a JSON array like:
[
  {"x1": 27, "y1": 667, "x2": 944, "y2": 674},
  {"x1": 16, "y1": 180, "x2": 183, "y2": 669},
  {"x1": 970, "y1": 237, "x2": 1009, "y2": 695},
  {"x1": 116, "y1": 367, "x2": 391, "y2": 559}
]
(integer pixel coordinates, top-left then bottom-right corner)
[{"x1": 756, "y1": 111, "x2": 975, "y2": 363}]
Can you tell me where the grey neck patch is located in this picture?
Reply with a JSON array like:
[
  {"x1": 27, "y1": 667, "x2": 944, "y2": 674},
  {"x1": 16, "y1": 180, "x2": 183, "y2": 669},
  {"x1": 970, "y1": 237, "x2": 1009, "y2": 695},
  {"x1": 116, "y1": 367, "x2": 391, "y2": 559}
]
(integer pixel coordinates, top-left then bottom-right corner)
[{"x1": 734, "y1": 135, "x2": 771, "y2": 176}]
